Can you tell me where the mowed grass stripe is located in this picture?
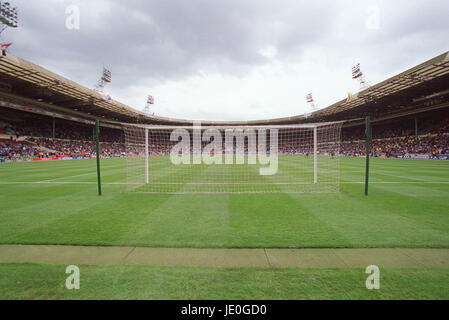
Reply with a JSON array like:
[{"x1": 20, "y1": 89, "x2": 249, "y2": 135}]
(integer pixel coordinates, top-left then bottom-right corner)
[
  {"x1": 0, "y1": 184, "x2": 114, "y2": 242},
  {"x1": 0, "y1": 157, "x2": 448, "y2": 248},
  {"x1": 0, "y1": 264, "x2": 448, "y2": 300},
  {"x1": 0, "y1": 160, "x2": 125, "y2": 183},
  {"x1": 291, "y1": 183, "x2": 449, "y2": 248},
  {"x1": 116, "y1": 194, "x2": 230, "y2": 248}
]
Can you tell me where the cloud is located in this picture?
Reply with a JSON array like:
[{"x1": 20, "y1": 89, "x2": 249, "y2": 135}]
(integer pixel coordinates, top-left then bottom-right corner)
[{"x1": 4, "y1": 0, "x2": 449, "y2": 120}]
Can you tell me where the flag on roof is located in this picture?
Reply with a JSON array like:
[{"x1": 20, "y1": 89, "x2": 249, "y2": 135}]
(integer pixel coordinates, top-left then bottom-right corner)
[
  {"x1": 1, "y1": 43, "x2": 12, "y2": 56},
  {"x1": 347, "y1": 92, "x2": 359, "y2": 102}
]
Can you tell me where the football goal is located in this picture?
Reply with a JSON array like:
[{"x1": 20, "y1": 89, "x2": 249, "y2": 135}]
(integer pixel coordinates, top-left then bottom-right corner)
[{"x1": 122, "y1": 122, "x2": 343, "y2": 194}]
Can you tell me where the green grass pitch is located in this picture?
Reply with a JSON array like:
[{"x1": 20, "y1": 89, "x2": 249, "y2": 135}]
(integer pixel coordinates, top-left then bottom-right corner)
[
  {"x1": 0, "y1": 157, "x2": 448, "y2": 299},
  {"x1": 0, "y1": 157, "x2": 448, "y2": 248},
  {"x1": 1, "y1": 264, "x2": 448, "y2": 300}
]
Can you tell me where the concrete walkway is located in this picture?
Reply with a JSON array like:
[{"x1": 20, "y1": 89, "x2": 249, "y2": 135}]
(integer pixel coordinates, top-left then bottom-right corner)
[{"x1": 0, "y1": 245, "x2": 448, "y2": 268}]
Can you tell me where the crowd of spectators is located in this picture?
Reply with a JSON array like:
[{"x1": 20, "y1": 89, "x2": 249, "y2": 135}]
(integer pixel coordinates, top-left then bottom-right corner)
[
  {"x1": 0, "y1": 137, "x2": 126, "y2": 161},
  {"x1": 341, "y1": 134, "x2": 449, "y2": 157},
  {"x1": 28, "y1": 138, "x2": 126, "y2": 158},
  {"x1": 1, "y1": 118, "x2": 126, "y2": 161},
  {"x1": 1, "y1": 116, "x2": 449, "y2": 162},
  {"x1": 341, "y1": 119, "x2": 449, "y2": 157},
  {"x1": 0, "y1": 138, "x2": 41, "y2": 160}
]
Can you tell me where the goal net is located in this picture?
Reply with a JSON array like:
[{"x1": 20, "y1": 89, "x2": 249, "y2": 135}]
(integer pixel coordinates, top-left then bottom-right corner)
[{"x1": 123, "y1": 122, "x2": 342, "y2": 194}]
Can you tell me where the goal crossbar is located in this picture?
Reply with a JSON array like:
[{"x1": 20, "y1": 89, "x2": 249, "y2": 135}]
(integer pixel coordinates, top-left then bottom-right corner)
[{"x1": 124, "y1": 121, "x2": 343, "y2": 130}]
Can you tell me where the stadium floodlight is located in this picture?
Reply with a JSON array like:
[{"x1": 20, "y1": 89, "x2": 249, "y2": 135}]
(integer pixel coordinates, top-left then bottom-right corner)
[
  {"x1": 304, "y1": 93, "x2": 319, "y2": 118},
  {"x1": 144, "y1": 95, "x2": 154, "y2": 115},
  {"x1": 0, "y1": 1, "x2": 18, "y2": 30},
  {"x1": 94, "y1": 66, "x2": 112, "y2": 95},
  {"x1": 352, "y1": 63, "x2": 362, "y2": 79},
  {"x1": 0, "y1": 1, "x2": 18, "y2": 55},
  {"x1": 352, "y1": 63, "x2": 371, "y2": 91},
  {"x1": 101, "y1": 67, "x2": 111, "y2": 83},
  {"x1": 122, "y1": 122, "x2": 343, "y2": 194}
]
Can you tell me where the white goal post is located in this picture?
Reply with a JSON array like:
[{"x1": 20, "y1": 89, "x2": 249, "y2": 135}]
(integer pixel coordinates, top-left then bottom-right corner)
[{"x1": 123, "y1": 122, "x2": 343, "y2": 194}]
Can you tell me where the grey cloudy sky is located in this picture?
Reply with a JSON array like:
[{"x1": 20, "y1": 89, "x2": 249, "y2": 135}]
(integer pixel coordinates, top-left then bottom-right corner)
[{"x1": 3, "y1": 0, "x2": 449, "y2": 121}]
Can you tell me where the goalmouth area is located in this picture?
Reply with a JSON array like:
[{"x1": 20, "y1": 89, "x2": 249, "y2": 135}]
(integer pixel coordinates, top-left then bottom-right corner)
[{"x1": 123, "y1": 122, "x2": 343, "y2": 194}]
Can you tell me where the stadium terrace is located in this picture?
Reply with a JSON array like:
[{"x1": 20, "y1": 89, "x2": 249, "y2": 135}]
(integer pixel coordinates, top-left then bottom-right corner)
[{"x1": 0, "y1": 52, "x2": 448, "y2": 166}]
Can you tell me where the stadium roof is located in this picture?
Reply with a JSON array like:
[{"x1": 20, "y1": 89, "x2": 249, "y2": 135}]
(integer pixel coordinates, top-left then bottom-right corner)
[
  {"x1": 0, "y1": 54, "x2": 184, "y2": 125},
  {"x1": 313, "y1": 51, "x2": 449, "y2": 118},
  {"x1": 0, "y1": 51, "x2": 448, "y2": 126}
]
